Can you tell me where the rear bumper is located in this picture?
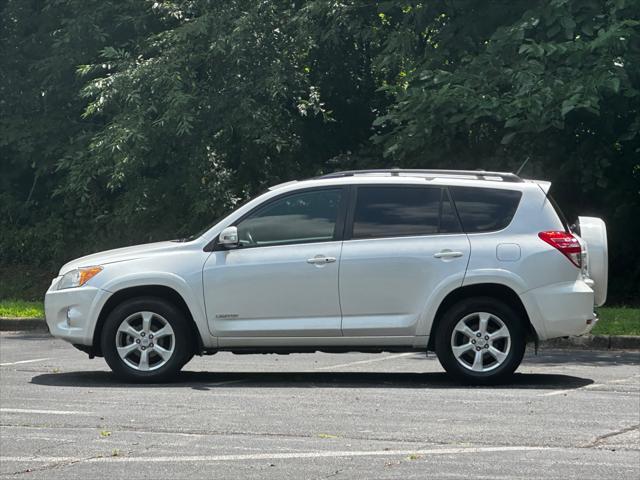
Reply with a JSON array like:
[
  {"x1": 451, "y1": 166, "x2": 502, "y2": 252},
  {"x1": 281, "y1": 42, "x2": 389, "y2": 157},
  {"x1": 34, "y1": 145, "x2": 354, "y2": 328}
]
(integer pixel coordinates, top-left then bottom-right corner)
[{"x1": 520, "y1": 280, "x2": 596, "y2": 341}]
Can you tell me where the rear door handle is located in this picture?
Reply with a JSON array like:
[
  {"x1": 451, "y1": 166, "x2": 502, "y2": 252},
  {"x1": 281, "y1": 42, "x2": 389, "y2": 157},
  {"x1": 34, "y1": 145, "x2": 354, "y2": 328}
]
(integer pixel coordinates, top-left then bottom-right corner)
[
  {"x1": 433, "y1": 250, "x2": 464, "y2": 259},
  {"x1": 307, "y1": 256, "x2": 337, "y2": 265}
]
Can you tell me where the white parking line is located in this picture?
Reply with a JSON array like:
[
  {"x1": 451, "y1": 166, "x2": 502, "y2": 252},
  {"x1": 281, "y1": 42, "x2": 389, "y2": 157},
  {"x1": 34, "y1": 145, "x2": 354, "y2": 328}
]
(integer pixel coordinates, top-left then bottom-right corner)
[
  {"x1": 0, "y1": 408, "x2": 90, "y2": 416},
  {"x1": 0, "y1": 445, "x2": 557, "y2": 463},
  {"x1": 0, "y1": 358, "x2": 51, "y2": 367},
  {"x1": 542, "y1": 387, "x2": 585, "y2": 397},
  {"x1": 314, "y1": 352, "x2": 415, "y2": 370}
]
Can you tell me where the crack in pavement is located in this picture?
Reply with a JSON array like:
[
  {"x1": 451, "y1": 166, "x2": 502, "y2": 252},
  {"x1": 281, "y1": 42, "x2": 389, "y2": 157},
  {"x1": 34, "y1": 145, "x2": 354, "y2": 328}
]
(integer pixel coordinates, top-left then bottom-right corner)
[
  {"x1": 7, "y1": 454, "x2": 103, "y2": 477},
  {"x1": 5, "y1": 449, "x2": 138, "y2": 476},
  {"x1": 579, "y1": 424, "x2": 640, "y2": 449}
]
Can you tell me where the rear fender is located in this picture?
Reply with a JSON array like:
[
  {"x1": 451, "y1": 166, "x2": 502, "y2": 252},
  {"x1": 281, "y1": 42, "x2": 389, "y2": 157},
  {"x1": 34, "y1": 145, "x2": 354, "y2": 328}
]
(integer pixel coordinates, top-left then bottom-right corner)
[{"x1": 463, "y1": 270, "x2": 546, "y2": 339}]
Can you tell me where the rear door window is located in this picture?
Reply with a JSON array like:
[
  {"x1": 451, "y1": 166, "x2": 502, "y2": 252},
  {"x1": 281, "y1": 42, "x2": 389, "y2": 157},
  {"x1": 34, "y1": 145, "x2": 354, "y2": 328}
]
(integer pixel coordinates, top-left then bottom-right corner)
[
  {"x1": 449, "y1": 187, "x2": 522, "y2": 233},
  {"x1": 350, "y1": 186, "x2": 461, "y2": 239}
]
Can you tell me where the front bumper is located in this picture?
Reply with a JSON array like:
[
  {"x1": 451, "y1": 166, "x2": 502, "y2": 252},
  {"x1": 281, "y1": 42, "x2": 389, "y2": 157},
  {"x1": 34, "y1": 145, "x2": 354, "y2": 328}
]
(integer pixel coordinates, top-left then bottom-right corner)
[{"x1": 44, "y1": 282, "x2": 107, "y2": 345}]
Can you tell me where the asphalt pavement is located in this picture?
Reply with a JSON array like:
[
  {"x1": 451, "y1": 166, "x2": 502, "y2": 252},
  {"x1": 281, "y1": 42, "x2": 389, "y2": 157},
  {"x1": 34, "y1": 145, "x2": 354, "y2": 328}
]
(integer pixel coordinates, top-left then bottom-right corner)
[{"x1": 0, "y1": 332, "x2": 638, "y2": 479}]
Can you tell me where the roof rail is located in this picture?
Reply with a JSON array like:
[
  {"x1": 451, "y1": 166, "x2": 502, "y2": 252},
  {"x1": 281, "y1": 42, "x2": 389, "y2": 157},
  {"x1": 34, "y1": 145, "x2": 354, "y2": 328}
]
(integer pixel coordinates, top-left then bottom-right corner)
[{"x1": 318, "y1": 168, "x2": 523, "y2": 183}]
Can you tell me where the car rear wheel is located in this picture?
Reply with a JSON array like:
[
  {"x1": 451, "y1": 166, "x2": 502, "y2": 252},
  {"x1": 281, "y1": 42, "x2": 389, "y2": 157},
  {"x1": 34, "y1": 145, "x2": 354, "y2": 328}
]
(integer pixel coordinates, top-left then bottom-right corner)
[
  {"x1": 101, "y1": 297, "x2": 194, "y2": 382},
  {"x1": 435, "y1": 297, "x2": 526, "y2": 385}
]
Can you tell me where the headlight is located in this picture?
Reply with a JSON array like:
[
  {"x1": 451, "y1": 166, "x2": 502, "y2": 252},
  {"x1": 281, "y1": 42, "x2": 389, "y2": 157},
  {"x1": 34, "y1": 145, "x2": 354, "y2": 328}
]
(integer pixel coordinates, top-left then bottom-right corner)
[{"x1": 57, "y1": 266, "x2": 103, "y2": 290}]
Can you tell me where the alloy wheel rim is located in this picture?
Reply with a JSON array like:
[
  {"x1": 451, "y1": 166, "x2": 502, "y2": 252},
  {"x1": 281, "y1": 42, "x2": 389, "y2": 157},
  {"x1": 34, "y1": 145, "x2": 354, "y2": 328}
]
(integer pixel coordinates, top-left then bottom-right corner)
[
  {"x1": 450, "y1": 312, "x2": 511, "y2": 372},
  {"x1": 115, "y1": 311, "x2": 175, "y2": 371}
]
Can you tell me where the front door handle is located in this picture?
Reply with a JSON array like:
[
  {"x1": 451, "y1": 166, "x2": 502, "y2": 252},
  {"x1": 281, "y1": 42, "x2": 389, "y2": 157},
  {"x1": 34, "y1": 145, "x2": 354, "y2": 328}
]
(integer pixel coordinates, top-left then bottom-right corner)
[
  {"x1": 433, "y1": 250, "x2": 464, "y2": 259},
  {"x1": 307, "y1": 256, "x2": 337, "y2": 265}
]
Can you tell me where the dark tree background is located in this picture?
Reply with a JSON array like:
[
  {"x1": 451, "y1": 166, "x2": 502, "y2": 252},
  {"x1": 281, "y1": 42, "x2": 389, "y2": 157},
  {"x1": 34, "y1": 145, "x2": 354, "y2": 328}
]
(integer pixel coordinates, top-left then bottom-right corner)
[{"x1": 1, "y1": 0, "x2": 638, "y2": 302}]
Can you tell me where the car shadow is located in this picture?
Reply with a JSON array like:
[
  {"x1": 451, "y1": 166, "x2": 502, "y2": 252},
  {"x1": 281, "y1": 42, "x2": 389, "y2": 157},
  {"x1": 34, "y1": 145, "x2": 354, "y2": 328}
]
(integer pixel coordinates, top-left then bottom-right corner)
[{"x1": 30, "y1": 370, "x2": 594, "y2": 391}]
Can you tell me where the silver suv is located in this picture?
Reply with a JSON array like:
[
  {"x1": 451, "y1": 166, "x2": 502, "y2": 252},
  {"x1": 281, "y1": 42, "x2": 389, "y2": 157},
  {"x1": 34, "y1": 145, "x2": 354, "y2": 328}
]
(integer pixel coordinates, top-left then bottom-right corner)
[{"x1": 45, "y1": 169, "x2": 608, "y2": 384}]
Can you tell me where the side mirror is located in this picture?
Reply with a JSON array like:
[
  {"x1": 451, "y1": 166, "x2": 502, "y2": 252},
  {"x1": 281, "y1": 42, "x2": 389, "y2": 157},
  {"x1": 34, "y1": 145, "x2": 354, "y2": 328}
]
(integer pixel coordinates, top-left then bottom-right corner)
[{"x1": 218, "y1": 226, "x2": 239, "y2": 248}]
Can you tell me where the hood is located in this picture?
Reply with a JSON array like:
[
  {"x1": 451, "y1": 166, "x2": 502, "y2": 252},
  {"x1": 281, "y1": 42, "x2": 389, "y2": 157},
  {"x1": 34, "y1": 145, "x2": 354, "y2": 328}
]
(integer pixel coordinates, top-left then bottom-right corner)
[{"x1": 59, "y1": 240, "x2": 187, "y2": 275}]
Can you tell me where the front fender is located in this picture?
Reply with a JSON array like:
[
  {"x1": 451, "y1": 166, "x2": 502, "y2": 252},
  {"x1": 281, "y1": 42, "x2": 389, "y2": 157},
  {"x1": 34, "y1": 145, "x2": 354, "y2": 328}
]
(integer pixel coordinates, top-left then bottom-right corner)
[{"x1": 98, "y1": 271, "x2": 214, "y2": 348}]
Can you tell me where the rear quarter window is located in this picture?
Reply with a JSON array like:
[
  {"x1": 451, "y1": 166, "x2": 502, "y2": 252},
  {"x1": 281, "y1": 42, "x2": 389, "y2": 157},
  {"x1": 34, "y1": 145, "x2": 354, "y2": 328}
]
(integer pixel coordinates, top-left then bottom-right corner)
[{"x1": 449, "y1": 186, "x2": 522, "y2": 233}]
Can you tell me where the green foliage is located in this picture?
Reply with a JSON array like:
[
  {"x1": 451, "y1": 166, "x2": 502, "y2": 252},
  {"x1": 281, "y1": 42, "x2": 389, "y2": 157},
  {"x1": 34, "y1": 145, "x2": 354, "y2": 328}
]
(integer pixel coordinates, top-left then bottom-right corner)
[
  {"x1": 593, "y1": 307, "x2": 640, "y2": 335},
  {"x1": 0, "y1": 299, "x2": 45, "y2": 318},
  {"x1": 0, "y1": 0, "x2": 160, "y2": 264},
  {"x1": 1, "y1": 0, "x2": 638, "y2": 302}
]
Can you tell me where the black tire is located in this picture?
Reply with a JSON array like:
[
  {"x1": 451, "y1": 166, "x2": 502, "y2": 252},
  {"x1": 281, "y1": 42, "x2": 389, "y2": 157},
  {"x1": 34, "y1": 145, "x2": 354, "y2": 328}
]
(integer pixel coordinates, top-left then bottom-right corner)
[
  {"x1": 435, "y1": 297, "x2": 526, "y2": 385},
  {"x1": 101, "y1": 297, "x2": 194, "y2": 382}
]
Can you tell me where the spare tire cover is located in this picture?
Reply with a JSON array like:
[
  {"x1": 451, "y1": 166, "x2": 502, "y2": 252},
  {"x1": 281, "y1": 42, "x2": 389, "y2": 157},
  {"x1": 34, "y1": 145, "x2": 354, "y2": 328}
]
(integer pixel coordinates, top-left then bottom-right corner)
[{"x1": 578, "y1": 216, "x2": 608, "y2": 307}]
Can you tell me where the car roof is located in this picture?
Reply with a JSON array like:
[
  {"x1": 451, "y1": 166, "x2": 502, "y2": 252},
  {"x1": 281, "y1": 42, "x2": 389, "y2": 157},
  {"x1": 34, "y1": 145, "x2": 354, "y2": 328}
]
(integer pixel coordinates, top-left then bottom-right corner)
[
  {"x1": 269, "y1": 169, "x2": 547, "y2": 193},
  {"x1": 319, "y1": 169, "x2": 523, "y2": 182}
]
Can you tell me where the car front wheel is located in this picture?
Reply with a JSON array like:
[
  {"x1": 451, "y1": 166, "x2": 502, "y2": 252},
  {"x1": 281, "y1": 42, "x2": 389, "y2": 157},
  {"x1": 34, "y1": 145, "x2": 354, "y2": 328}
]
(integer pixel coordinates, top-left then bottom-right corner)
[
  {"x1": 435, "y1": 297, "x2": 526, "y2": 385},
  {"x1": 101, "y1": 297, "x2": 194, "y2": 382}
]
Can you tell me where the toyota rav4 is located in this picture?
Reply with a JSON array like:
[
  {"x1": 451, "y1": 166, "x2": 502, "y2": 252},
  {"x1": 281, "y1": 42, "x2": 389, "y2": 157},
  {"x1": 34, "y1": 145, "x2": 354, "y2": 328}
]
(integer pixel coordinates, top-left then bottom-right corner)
[{"x1": 45, "y1": 169, "x2": 608, "y2": 384}]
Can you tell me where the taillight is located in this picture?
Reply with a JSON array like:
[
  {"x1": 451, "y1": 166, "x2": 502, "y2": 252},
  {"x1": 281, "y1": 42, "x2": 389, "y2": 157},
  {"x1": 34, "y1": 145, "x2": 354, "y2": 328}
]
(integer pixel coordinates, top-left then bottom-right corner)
[{"x1": 539, "y1": 231, "x2": 582, "y2": 268}]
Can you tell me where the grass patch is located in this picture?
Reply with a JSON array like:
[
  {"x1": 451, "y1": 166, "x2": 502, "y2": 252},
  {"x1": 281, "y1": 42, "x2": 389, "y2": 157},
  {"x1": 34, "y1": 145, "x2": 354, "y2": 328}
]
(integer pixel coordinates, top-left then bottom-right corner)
[
  {"x1": 593, "y1": 306, "x2": 640, "y2": 335},
  {"x1": 0, "y1": 299, "x2": 45, "y2": 318}
]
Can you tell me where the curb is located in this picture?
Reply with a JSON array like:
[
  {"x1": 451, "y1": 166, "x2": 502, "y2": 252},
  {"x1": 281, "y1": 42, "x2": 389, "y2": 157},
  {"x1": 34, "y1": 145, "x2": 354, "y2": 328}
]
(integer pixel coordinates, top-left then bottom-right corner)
[
  {"x1": 2, "y1": 317, "x2": 639, "y2": 350},
  {"x1": 0, "y1": 317, "x2": 49, "y2": 333},
  {"x1": 540, "y1": 334, "x2": 640, "y2": 351}
]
